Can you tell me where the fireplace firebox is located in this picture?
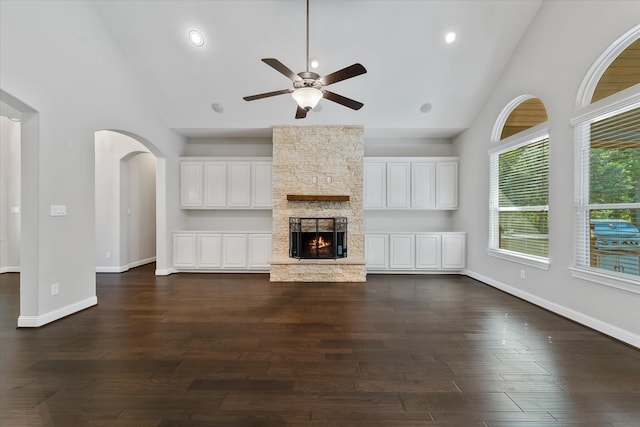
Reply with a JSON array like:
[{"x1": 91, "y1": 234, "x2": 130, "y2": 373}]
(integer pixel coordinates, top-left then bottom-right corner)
[{"x1": 289, "y1": 217, "x2": 347, "y2": 259}]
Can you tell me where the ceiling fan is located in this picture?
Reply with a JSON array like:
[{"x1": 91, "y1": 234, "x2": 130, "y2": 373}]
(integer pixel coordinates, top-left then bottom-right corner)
[{"x1": 243, "y1": 0, "x2": 367, "y2": 119}]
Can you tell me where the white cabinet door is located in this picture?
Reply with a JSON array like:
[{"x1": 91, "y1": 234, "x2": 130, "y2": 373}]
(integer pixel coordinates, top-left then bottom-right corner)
[
  {"x1": 364, "y1": 234, "x2": 388, "y2": 270},
  {"x1": 223, "y1": 234, "x2": 247, "y2": 268},
  {"x1": 389, "y1": 234, "x2": 414, "y2": 270},
  {"x1": 436, "y1": 161, "x2": 458, "y2": 209},
  {"x1": 180, "y1": 162, "x2": 203, "y2": 207},
  {"x1": 415, "y1": 234, "x2": 441, "y2": 269},
  {"x1": 442, "y1": 233, "x2": 466, "y2": 269},
  {"x1": 364, "y1": 162, "x2": 386, "y2": 209},
  {"x1": 252, "y1": 161, "x2": 273, "y2": 208},
  {"x1": 248, "y1": 234, "x2": 272, "y2": 268},
  {"x1": 203, "y1": 162, "x2": 226, "y2": 207},
  {"x1": 173, "y1": 233, "x2": 197, "y2": 268},
  {"x1": 411, "y1": 162, "x2": 436, "y2": 209},
  {"x1": 386, "y1": 162, "x2": 411, "y2": 208},
  {"x1": 227, "y1": 162, "x2": 251, "y2": 208},
  {"x1": 198, "y1": 234, "x2": 221, "y2": 268}
]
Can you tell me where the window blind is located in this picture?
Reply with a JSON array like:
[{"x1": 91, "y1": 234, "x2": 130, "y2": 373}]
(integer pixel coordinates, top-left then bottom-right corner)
[
  {"x1": 575, "y1": 103, "x2": 640, "y2": 278},
  {"x1": 490, "y1": 136, "x2": 549, "y2": 258}
]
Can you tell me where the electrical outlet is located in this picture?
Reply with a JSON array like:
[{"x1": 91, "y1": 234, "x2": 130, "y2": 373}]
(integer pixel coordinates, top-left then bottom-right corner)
[
  {"x1": 520, "y1": 270, "x2": 526, "y2": 280},
  {"x1": 51, "y1": 283, "x2": 59, "y2": 296}
]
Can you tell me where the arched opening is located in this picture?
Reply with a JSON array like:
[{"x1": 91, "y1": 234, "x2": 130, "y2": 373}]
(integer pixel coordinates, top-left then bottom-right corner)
[{"x1": 95, "y1": 130, "x2": 162, "y2": 274}]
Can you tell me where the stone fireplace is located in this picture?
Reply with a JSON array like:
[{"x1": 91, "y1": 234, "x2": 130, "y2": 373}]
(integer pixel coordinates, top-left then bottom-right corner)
[{"x1": 270, "y1": 125, "x2": 366, "y2": 282}]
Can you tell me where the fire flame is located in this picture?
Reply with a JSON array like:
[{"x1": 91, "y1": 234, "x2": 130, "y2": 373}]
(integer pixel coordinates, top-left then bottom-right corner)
[{"x1": 309, "y1": 236, "x2": 331, "y2": 249}]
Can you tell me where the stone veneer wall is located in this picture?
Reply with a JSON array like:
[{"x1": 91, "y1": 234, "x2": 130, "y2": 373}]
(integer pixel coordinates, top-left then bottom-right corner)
[{"x1": 270, "y1": 125, "x2": 366, "y2": 282}]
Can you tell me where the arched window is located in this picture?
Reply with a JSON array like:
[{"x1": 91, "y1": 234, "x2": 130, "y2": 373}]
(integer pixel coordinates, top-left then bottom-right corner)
[
  {"x1": 572, "y1": 25, "x2": 640, "y2": 287},
  {"x1": 489, "y1": 97, "x2": 550, "y2": 267}
]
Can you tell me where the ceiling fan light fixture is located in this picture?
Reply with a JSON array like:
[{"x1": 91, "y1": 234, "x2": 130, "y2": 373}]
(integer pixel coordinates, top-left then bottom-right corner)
[{"x1": 292, "y1": 87, "x2": 323, "y2": 110}]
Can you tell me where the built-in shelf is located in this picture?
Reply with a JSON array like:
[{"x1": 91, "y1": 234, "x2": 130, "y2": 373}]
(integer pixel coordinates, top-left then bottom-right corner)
[{"x1": 286, "y1": 195, "x2": 350, "y2": 202}]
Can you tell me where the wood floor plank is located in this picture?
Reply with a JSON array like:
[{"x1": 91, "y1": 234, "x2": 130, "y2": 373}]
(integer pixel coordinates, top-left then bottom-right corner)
[{"x1": 1, "y1": 266, "x2": 639, "y2": 426}]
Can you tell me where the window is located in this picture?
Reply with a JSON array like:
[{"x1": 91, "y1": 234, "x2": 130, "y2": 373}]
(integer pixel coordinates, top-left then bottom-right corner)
[
  {"x1": 575, "y1": 104, "x2": 640, "y2": 279},
  {"x1": 489, "y1": 96, "x2": 549, "y2": 267},
  {"x1": 490, "y1": 133, "x2": 550, "y2": 263}
]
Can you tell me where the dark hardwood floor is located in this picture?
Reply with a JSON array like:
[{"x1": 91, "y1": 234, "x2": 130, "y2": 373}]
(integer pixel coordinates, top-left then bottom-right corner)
[{"x1": 1, "y1": 265, "x2": 639, "y2": 426}]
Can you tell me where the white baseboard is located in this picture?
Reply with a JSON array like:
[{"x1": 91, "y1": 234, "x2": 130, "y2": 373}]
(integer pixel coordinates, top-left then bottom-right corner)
[
  {"x1": 96, "y1": 257, "x2": 156, "y2": 273},
  {"x1": 155, "y1": 267, "x2": 177, "y2": 276},
  {"x1": 0, "y1": 266, "x2": 20, "y2": 273},
  {"x1": 17, "y1": 296, "x2": 97, "y2": 327},
  {"x1": 129, "y1": 257, "x2": 155, "y2": 269},
  {"x1": 464, "y1": 269, "x2": 640, "y2": 349}
]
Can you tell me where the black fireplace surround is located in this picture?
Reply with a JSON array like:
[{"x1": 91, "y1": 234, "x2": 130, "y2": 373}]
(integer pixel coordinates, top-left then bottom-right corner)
[{"x1": 289, "y1": 217, "x2": 347, "y2": 259}]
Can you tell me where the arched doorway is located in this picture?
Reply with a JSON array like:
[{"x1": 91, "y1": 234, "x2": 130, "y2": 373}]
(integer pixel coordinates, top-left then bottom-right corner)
[{"x1": 95, "y1": 130, "x2": 164, "y2": 274}]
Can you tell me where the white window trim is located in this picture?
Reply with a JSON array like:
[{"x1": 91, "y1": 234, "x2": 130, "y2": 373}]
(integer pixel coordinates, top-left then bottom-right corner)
[
  {"x1": 487, "y1": 248, "x2": 550, "y2": 270},
  {"x1": 571, "y1": 89, "x2": 640, "y2": 292},
  {"x1": 569, "y1": 267, "x2": 640, "y2": 295},
  {"x1": 488, "y1": 124, "x2": 550, "y2": 267}
]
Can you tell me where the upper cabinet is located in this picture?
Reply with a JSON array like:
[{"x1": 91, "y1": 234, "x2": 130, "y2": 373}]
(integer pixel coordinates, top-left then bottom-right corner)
[
  {"x1": 180, "y1": 158, "x2": 272, "y2": 209},
  {"x1": 364, "y1": 157, "x2": 458, "y2": 210}
]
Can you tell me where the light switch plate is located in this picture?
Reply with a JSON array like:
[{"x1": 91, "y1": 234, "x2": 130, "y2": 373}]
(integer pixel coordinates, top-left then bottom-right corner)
[{"x1": 50, "y1": 205, "x2": 67, "y2": 216}]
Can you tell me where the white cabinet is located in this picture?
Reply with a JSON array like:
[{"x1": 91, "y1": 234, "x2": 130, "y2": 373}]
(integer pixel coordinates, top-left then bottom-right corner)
[
  {"x1": 198, "y1": 234, "x2": 222, "y2": 268},
  {"x1": 364, "y1": 157, "x2": 458, "y2": 210},
  {"x1": 415, "y1": 234, "x2": 441, "y2": 270},
  {"x1": 223, "y1": 234, "x2": 247, "y2": 268},
  {"x1": 411, "y1": 162, "x2": 436, "y2": 209},
  {"x1": 442, "y1": 233, "x2": 466, "y2": 269},
  {"x1": 386, "y1": 162, "x2": 411, "y2": 208},
  {"x1": 203, "y1": 162, "x2": 226, "y2": 207},
  {"x1": 173, "y1": 233, "x2": 197, "y2": 268},
  {"x1": 173, "y1": 232, "x2": 271, "y2": 271},
  {"x1": 364, "y1": 234, "x2": 388, "y2": 270},
  {"x1": 180, "y1": 162, "x2": 203, "y2": 207},
  {"x1": 389, "y1": 234, "x2": 415, "y2": 270},
  {"x1": 252, "y1": 162, "x2": 273, "y2": 208},
  {"x1": 435, "y1": 161, "x2": 458, "y2": 209},
  {"x1": 180, "y1": 158, "x2": 272, "y2": 209},
  {"x1": 227, "y1": 162, "x2": 251, "y2": 208},
  {"x1": 364, "y1": 162, "x2": 386, "y2": 209},
  {"x1": 248, "y1": 234, "x2": 272, "y2": 268},
  {"x1": 364, "y1": 232, "x2": 466, "y2": 272}
]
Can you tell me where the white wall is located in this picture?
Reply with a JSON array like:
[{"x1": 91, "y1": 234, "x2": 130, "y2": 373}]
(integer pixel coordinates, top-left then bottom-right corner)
[
  {"x1": 452, "y1": 1, "x2": 640, "y2": 347},
  {"x1": 125, "y1": 152, "x2": 156, "y2": 266},
  {"x1": 0, "y1": 116, "x2": 20, "y2": 272},
  {"x1": 0, "y1": 1, "x2": 185, "y2": 326}
]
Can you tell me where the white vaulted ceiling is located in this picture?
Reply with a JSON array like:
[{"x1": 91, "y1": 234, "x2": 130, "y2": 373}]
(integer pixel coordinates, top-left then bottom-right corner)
[{"x1": 94, "y1": 0, "x2": 542, "y2": 138}]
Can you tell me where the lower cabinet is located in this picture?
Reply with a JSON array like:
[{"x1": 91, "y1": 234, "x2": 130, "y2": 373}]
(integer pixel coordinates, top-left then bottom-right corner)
[
  {"x1": 389, "y1": 234, "x2": 415, "y2": 270},
  {"x1": 365, "y1": 232, "x2": 466, "y2": 272},
  {"x1": 173, "y1": 232, "x2": 271, "y2": 271}
]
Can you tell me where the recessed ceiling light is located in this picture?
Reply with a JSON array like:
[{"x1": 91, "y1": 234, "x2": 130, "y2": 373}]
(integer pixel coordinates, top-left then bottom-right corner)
[
  {"x1": 189, "y1": 30, "x2": 204, "y2": 47},
  {"x1": 309, "y1": 56, "x2": 320, "y2": 69},
  {"x1": 445, "y1": 32, "x2": 457, "y2": 44},
  {"x1": 211, "y1": 102, "x2": 224, "y2": 113}
]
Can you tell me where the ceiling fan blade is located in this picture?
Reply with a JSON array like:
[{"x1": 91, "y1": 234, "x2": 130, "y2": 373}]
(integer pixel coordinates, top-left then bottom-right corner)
[
  {"x1": 295, "y1": 106, "x2": 308, "y2": 119},
  {"x1": 319, "y1": 63, "x2": 367, "y2": 86},
  {"x1": 323, "y1": 91, "x2": 364, "y2": 110},
  {"x1": 262, "y1": 58, "x2": 303, "y2": 82},
  {"x1": 243, "y1": 89, "x2": 292, "y2": 101}
]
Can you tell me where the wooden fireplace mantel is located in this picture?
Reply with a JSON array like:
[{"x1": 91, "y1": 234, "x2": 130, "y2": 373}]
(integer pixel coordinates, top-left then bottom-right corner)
[{"x1": 286, "y1": 195, "x2": 350, "y2": 202}]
